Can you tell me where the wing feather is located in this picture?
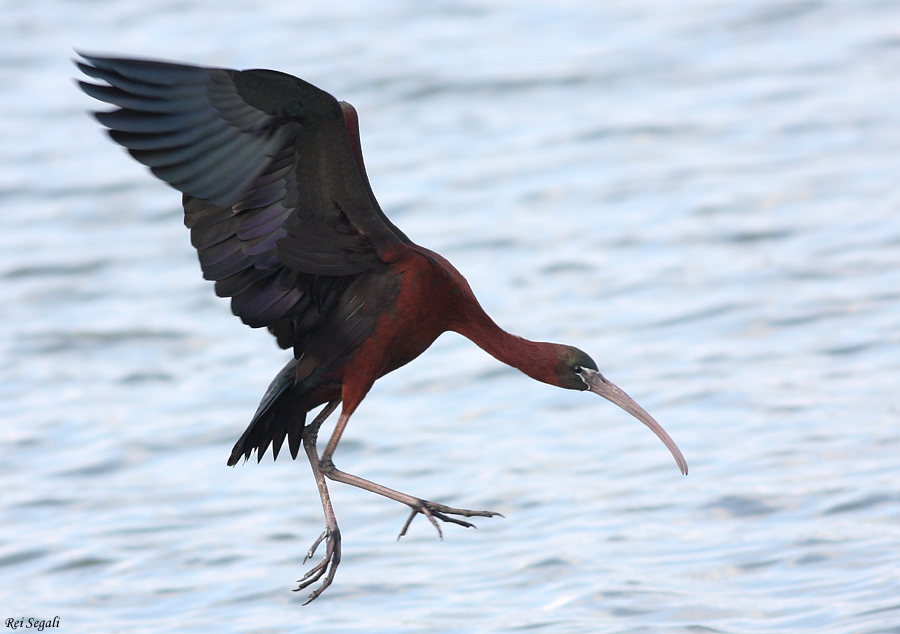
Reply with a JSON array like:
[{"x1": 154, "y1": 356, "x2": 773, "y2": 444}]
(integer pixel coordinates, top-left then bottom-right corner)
[
  {"x1": 78, "y1": 54, "x2": 415, "y2": 462},
  {"x1": 77, "y1": 53, "x2": 409, "y2": 344}
]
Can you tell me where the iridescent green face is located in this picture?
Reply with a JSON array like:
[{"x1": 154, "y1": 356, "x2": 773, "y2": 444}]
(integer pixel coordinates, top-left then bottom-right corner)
[{"x1": 555, "y1": 345, "x2": 598, "y2": 391}]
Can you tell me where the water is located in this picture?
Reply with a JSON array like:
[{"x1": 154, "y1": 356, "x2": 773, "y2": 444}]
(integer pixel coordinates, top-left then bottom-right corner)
[{"x1": 2, "y1": 1, "x2": 900, "y2": 632}]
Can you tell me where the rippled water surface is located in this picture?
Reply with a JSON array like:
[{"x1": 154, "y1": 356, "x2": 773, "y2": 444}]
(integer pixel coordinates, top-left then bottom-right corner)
[{"x1": 3, "y1": 1, "x2": 900, "y2": 632}]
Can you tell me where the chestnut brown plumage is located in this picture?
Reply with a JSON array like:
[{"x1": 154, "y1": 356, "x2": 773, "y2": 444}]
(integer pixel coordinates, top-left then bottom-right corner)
[{"x1": 77, "y1": 53, "x2": 687, "y2": 603}]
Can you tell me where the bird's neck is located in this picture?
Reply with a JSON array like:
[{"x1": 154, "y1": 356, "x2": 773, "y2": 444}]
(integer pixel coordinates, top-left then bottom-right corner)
[
  {"x1": 418, "y1": 247, "x2": 562, "y2": 386},
  {"x1": 452, "y1": 299, "x2": 560, "y2": 387}
]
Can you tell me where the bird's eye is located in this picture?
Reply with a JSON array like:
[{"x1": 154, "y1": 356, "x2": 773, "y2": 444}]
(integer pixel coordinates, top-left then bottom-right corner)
[{"x1": 573, "y1": 365, "x2": 584, "y2": 373}]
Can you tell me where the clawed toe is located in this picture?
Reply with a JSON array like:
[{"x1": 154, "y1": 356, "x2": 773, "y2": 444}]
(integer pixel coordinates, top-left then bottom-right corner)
[
  {"x1": 398, "y1": 499, "x2": 503, "y2": 539},
  {"x1": 295, "y1": 527, "x2": 341, "y2": 604},
  {"x1": 303, "y1": 530, "x2": 328, "y2": 564}
]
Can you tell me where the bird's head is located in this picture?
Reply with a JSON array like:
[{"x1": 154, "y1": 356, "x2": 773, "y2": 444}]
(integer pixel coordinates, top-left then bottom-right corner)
[{"x1": 551, "y1": 345, "x2": 688, "y2": 475}]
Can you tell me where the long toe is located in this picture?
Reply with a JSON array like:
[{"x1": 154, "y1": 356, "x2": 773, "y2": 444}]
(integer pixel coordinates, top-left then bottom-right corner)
[
  {"x1": 295, "y1": 527, "x2": 342, "y2": 603},
  {"x1": 398, "y1": 499, "x2": 503, "y2": 539}
]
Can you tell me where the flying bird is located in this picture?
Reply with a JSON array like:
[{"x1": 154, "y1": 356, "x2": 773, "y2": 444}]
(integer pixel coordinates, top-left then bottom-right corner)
[{"x1": 76, "y1": 53, "x2": 687, "y2": 603}]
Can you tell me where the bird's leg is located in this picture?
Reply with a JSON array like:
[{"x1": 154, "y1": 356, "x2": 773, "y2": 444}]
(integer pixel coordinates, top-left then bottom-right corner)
[
  {"x1": 318, "y1": 413, "x2": 502, "y2": 540},
  {"x1": 294, "y1": 399, "x2": 342, "y2": 604}
]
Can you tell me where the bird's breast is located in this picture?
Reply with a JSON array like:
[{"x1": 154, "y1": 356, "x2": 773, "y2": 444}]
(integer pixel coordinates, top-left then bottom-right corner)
[{"x1": 367, "y1": 250, "x2": 460, "y2": 378}]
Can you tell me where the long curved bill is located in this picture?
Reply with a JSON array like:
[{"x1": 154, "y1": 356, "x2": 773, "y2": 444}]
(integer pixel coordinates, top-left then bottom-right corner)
[{"x1": 582, "y1": 369, "x2": 688, "y2": 475}]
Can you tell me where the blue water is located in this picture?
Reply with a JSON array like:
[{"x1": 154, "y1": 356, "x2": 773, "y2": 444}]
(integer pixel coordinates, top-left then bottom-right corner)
[{"x1": 3, "y1": 1, "x2": 900, "y2": 632}]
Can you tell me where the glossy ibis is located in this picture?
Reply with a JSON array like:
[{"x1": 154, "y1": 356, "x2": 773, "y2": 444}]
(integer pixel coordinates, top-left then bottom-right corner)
[{"x1": 76, "y1": 53, "x2": 687, "y2": 603}]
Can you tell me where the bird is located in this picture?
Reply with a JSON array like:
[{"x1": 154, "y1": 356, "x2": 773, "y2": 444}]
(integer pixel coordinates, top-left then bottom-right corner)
[{"x1": 76, "y1": 53, "x2": 688, "y2": 603}]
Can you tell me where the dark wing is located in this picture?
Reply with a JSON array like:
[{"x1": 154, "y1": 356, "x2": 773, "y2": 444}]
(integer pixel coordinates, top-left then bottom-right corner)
[{"x1": 76, "y1": 53, "x2": 410, "y2": 351}]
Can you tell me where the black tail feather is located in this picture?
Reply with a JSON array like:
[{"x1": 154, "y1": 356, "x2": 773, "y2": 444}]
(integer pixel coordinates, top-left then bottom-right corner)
[
  {"x1": 228, "y1": 358, "x2": 304, "y2": 466},
  {"x1": 288, "y1": 420, "x2": 303, "y2": 459},
  {"x1": 271, "y1": 427, "x2": 287, "y2": 461}
]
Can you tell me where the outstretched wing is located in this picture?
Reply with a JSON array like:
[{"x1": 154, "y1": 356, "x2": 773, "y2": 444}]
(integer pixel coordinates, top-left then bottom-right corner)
[{"x1": 77, "y1": 53, "x2": 409, "y2": 350}]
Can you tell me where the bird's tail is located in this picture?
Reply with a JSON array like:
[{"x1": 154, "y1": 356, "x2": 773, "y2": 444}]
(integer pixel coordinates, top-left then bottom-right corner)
[{"x1": 227, "y1": 358, "x2": 307, "y2": 466}]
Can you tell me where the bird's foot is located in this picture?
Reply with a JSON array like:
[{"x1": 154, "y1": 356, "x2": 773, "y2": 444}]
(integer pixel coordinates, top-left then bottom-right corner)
[
  {"x1": 397, "y1": 499, "x2": 503, "y2": 540},
  {"x1": 294, "y1": 526, "x2": 341, "y2": 604}
]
